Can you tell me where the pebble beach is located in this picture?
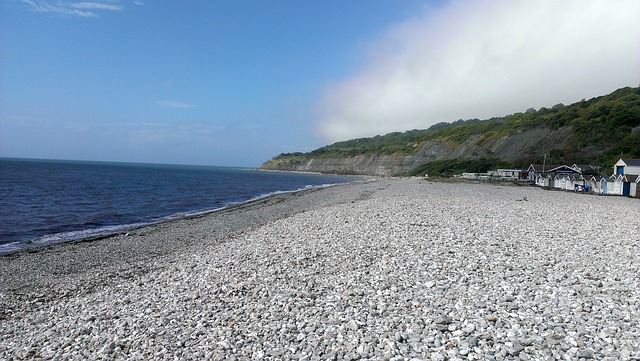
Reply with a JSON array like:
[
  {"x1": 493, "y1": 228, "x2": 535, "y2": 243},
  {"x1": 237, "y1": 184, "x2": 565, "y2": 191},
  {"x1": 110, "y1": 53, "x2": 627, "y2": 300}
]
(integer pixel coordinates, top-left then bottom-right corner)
[{"x1": 1, "y1": 178, "x2": 638, "y2": 360}]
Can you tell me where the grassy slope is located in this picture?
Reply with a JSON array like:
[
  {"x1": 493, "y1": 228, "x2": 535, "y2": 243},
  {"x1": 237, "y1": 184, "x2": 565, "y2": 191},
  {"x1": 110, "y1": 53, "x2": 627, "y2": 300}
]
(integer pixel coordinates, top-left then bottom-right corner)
[{"x1": 270, "y1": 87, "x2": 640, "y2": 175}]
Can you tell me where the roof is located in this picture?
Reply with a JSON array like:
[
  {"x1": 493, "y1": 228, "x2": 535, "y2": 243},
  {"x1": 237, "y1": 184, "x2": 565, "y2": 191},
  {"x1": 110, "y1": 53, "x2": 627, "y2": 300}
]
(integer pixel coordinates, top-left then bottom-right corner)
[
  {"x1": 528, "y1": 164, "x2": 563, "y2": 172},
  {"x1": 620, "y1": 159, "x2": 640, "y2": 167},
  {"x1": 553, "y1": 173, "x2": 583, "y2": 180},
  {"x1": 572, "y1": 164, "x2": 604, "y2": 173},
  {"x1": 610, "y1": 174, "x2": 640, "y2": 181},
  {"x1": 546, "y1": 165, "x2": 581, "y2": 174},
  {"x1": 586, "y1": 175, "x2": 607, "y2": 180}
]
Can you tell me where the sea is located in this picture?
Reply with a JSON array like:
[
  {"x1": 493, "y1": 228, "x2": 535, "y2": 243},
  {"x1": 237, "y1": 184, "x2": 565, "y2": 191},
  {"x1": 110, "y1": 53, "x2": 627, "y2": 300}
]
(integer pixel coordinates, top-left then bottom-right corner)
[{"x1": 0, "y1": 158, "x2": 362, "y2": 254}]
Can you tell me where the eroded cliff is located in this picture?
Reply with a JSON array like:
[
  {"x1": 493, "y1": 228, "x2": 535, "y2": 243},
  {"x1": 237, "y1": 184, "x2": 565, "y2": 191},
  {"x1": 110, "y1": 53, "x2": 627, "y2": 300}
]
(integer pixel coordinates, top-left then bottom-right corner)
[
  {"x1": 261, "y1": 127, "x2": 575, "y2": 176},
  {"x1": 261, "y1": 87, "x2": 639, "y2": 176}
]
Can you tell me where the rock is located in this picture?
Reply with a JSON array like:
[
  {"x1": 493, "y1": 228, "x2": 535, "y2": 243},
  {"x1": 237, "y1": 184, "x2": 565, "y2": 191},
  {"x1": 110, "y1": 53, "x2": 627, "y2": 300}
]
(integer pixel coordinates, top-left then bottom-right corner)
[
  {"x1": 576, "y1": 349, "x2": 594, "y2": 359},
  {"x1": 345, "y1": 320, "x2": 359, "y2": 331},
  {"x1": 434, "y1": 315, "x2": 452, "y2": 325},
  {"x1": 467, "y1": 337, "x2": 479, "y2": 347},
  {"x1": 505, "y1": 343, "x2": 524, "y2": 356},
  {"x1": 394, "y1": 332, "x2": 404, "y2": 342}
]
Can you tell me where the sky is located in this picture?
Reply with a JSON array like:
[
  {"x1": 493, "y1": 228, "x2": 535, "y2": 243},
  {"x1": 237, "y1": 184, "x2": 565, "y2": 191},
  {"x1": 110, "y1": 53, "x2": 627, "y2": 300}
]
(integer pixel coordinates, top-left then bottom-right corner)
[{"x1": 1, "y1": 0, "x2": 638, "y2": 167}]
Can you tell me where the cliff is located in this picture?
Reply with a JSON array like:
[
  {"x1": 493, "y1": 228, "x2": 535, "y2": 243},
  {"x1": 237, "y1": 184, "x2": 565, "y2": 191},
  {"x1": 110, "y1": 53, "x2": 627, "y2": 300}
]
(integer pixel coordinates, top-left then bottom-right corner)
[{"x1": 261, "y1": 87, "x2": 640, "y2": 176}]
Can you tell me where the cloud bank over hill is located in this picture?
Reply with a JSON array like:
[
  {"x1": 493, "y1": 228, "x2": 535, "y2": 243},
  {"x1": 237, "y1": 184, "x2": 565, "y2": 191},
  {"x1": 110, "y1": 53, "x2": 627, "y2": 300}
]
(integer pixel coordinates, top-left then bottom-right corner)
[{"x1": 316, "y1": 0, "x2": 640, "y2": 142}]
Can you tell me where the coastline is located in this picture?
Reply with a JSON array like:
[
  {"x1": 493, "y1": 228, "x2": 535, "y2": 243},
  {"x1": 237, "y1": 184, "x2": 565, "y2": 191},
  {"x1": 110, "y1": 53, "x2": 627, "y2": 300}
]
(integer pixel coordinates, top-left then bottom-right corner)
[
  {"x1": 0, "y1": 179, "x2": 367, "y2": 256},
  {"x1": 0, "y1": 180, "x2": 381, "y2": 295},
  {"x1": 1, "y1": 178, "x2": 638, "y2": 360}
]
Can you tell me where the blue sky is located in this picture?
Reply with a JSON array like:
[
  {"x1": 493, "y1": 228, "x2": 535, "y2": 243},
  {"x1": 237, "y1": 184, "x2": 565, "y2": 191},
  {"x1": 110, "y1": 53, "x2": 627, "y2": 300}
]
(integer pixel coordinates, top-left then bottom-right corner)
[{"x1": 1, "y1": 0, "x2": 638, "y2": 167}]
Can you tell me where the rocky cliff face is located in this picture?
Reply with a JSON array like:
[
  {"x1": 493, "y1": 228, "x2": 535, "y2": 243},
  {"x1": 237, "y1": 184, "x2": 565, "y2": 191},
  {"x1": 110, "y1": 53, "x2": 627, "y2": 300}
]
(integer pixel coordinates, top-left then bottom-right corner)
[{"x1": 261, "y1": 126, "x2": 575, "y2": 176}]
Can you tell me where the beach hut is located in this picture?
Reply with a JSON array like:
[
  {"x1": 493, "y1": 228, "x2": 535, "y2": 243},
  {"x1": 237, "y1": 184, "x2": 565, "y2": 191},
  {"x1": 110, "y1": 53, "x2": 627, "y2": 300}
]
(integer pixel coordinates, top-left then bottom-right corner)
[
  {"x1": 599, "y1": 176, "x2": 609, "y2": 194},
  {"x1": 534, "y1": 173, "x2": 550, "y2": 187},
  {"x1": 567, "y1": 174, "x2": 584, "y2": 191},
  {"x1": 553, "y1": 175, "x2": 565, "y2": 190},
  {"x1": 585, "y1": 176, "x2": 599, "y2": 193},
  {"x1": 618, "y1": 174, "x2": 638, "y2": 197},
  {"x1": 556, "y1": 175, "x2": 567, "y2": 190},
  {"x1": 629, "y1": 175, "x2": 639, "y2": 197},
  {"x1": 610, "y1": 174, "x2": 624, "y2": 195}
]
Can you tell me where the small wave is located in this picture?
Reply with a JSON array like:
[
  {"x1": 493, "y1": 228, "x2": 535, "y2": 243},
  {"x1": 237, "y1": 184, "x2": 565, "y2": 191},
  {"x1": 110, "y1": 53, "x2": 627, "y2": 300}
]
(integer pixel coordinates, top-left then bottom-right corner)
[
  {"x1": 0, "y1": 223, "x2": 151, "y2": 255},
  {"x1": 0, "y1": 180, "x2": 365, "y2": 255},
  {"x1": 242, "y1": 182, "x2": 341, "y2": 203},
  {"x1": 0, "y1": 242, "x2": 24, "y2": 254}
]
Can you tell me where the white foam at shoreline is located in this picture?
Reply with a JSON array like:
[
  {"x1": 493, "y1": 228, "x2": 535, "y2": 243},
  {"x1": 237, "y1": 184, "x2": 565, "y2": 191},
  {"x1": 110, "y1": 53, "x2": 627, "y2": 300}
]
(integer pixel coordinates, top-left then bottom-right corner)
[{"x1": 0, "y1": 181, "x2": 364, "y2": 255}]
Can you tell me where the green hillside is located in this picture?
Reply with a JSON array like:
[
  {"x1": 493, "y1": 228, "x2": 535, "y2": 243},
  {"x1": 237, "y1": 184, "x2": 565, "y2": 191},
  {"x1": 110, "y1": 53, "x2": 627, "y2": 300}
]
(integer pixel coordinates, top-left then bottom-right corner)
[{"x1": 271, "y1": 87, "x2": 640, "y2": 175}]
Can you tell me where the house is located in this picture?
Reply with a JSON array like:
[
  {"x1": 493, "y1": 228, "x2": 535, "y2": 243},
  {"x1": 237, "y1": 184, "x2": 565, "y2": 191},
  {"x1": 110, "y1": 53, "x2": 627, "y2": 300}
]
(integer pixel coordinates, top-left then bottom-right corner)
[
  {"x1": 527, "y1": 164, "x2": 561, "y2": 180},
  {"x1": 613, "y1": 159, "x2": 640, "y2": 176},
  {"x1": 528, "y1": 164, "x2": 581, "y2": 186},
  {"x1": 547, "y1": 165, "x2": 583, "y2": 175},
  {"x1": 608, "y1": 159, "x2": 640, "y2": 197},
  {"x1": 495, "y1": 169, "x2": 522, "y2": 179},
  {"x1": 527, "y1": 164, "x2": 580, "y2": 177},
  {"x1": 571, "y1": 164, "x2": 604, "y2": 176}
]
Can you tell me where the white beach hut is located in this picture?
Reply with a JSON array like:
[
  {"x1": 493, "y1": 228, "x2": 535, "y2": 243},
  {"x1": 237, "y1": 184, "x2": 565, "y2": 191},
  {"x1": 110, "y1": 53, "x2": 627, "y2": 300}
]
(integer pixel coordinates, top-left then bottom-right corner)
[
  {"x1": 534, "y1": 173, "x2": 550, "y2": 187},
  {"x1": 619, "y1": 174, "x2": 639, "y2": 197},
  {"x1": 567, "y1": 174, "x2": 584, "y2": 191},
  {"x1": 558, "y1": 175, "x2": 570, "y2": 191},
  {"x1": 585, "y1": 176, "x2": 599, "y2": 193},
  {"x1": 553, "y1": 175, "x2": 564, "y2": 190},
  {"x1": 630, "y1": 175, "x2": 639, "y2": 197},
  {"x1": 599, "y1": 176, "x2": 609, "y2": 195},
  {"x1": 610, "y1": 174, "x2": 624, "y2": 195}
]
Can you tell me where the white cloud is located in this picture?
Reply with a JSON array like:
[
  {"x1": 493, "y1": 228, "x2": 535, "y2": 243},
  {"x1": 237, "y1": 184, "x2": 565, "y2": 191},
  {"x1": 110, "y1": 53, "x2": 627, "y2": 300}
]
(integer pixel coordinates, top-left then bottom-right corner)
[
  {"x1": 70, "y1": 2, "x2": 124, "y2": 11},
  {"x1": 20, "y1": 0, "x2": 126, "y2": 17},
  {"x1": 317, "y1": 0, "x2": 640, "y2": 142},
  {"x1": 155, "y1": 100, "x2": 196, "y2": 109}
]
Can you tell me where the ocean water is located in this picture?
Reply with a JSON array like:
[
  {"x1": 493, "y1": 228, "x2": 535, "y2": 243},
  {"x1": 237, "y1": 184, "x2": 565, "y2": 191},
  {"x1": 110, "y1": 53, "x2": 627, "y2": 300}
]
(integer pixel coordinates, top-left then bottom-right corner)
[{"x1": 0, "y1": 158, "x2": 361, "y2": 254}]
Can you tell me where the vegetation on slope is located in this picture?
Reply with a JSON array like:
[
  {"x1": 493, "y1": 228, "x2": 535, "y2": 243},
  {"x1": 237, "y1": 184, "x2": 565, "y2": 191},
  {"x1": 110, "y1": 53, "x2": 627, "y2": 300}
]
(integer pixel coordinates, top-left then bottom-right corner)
[
  {"x1": 404, "y1": 158, "x2": 514, "y2": 177},
  {"x1": 271, "y1": 87, "x2": 640, "y2": 174}
]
